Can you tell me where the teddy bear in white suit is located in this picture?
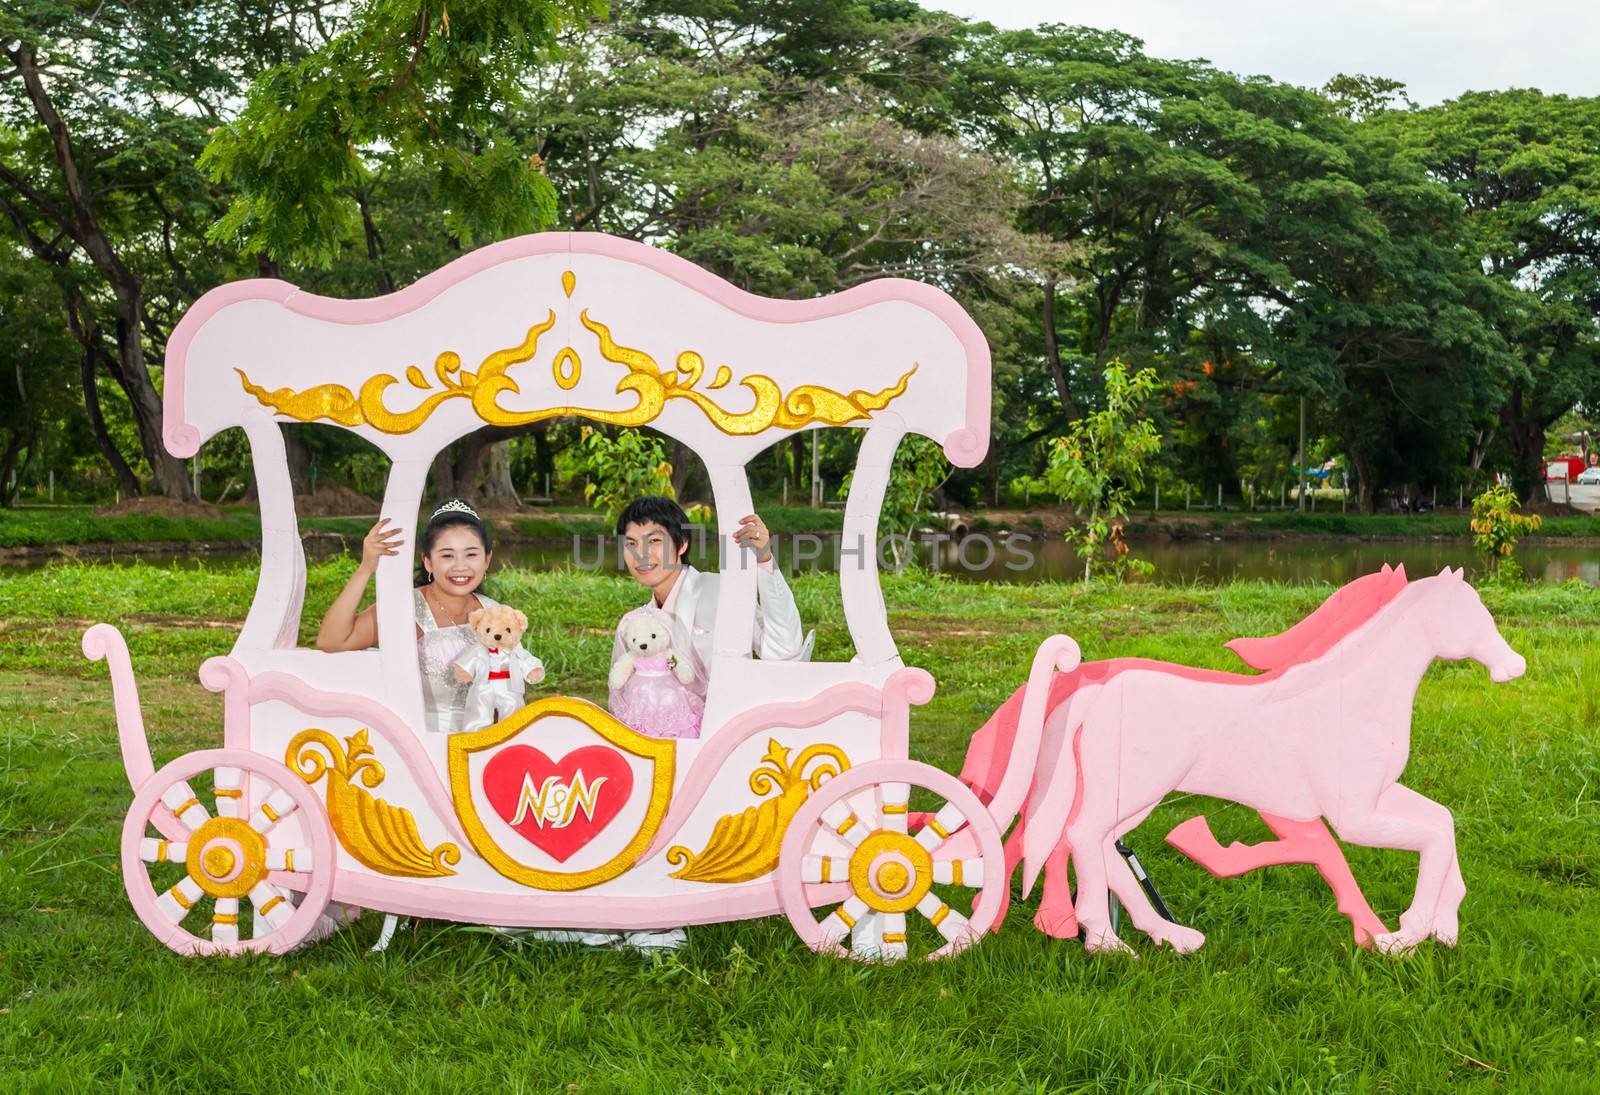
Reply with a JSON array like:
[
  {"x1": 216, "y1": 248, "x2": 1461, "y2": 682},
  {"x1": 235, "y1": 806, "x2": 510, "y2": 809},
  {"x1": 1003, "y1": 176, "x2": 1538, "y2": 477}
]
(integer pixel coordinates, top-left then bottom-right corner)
[{"x1": 452, "y1": 604, "x2": 545, "y2": 732}]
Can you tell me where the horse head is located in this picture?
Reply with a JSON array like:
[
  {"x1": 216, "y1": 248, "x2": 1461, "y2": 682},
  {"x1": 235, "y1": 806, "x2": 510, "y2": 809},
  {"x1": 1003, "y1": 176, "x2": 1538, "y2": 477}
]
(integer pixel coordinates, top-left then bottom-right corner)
[{"x1": 1421, "y1": 567, "x2": 1526, "y2": 683}]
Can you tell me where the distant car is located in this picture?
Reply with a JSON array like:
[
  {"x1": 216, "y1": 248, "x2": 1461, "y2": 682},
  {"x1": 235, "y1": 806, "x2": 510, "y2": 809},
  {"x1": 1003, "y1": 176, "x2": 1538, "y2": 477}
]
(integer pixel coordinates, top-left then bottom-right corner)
[{"x1": 1577, "y1": 466, "x2": 1600, "y2": 485}]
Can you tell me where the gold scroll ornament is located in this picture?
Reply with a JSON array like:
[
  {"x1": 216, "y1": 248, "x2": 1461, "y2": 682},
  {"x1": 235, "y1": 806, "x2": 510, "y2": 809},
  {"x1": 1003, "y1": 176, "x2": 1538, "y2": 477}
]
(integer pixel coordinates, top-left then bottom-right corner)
[
  {"x1": 665, "y1": 738, "x2": 850, "y2": 884},
  {"x1": 237, "y1": 271, "x2": 917, "y2": 437},
  {"x1": 286, "y1": 728, "x2": 461, "y2": 877}
]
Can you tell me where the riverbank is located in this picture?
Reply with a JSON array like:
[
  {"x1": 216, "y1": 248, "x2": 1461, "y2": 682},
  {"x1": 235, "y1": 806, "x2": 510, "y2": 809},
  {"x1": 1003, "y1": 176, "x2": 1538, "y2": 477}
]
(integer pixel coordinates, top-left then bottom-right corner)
[
  {"x1": 2, "y1": 564, "x2": 1595, "y2": 1090},
  {"x1": 0, "y1": 503, "x2": 849, "y2": 561},
  {"x1": 6, "y1": 502, "x2": 1597, "y2": 565}
]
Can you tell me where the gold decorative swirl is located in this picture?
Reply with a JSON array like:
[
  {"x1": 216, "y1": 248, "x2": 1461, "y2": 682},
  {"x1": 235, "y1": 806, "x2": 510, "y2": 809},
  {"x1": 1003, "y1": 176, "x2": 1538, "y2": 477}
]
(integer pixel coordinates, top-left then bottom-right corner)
[
  {"x1": 286, "y1": 728, "x2": 460, "y2": 877},
  {"x1": 237, "y1": 271, "x2": 918, "y2": 437},
  {"x1": 666, "y1": 739, "x2": 849, "y2": 884}
]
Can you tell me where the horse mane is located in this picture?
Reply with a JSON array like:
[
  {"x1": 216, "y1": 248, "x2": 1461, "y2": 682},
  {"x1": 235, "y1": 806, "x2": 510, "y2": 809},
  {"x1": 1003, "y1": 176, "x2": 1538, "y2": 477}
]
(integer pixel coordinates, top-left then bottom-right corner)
[
  {"x1": 1225, "y1": 564, "x2": 1408, "y2": 671},
  {"x1": 958, "y1": 566, "x2": 1424, "y2": 803}
]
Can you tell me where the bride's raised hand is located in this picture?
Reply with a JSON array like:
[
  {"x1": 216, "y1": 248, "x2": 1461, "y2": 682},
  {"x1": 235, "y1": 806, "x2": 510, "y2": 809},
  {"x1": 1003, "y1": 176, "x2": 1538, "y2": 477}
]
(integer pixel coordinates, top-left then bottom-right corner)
[{"x1": 359, "y1": 517, "x2": 405, "y2": 575}]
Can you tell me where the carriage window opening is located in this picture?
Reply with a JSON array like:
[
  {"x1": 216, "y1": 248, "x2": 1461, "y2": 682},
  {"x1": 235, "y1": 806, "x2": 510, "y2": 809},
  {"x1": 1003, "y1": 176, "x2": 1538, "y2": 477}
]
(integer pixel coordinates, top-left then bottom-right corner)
[{"x1": 293, "y1": 427, "x2": 392, "y2": 652}]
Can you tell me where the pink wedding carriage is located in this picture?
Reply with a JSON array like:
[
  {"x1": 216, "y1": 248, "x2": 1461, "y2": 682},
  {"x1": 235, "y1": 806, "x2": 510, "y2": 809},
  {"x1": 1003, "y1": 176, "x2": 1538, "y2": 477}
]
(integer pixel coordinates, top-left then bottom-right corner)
[{"x1": 85, "y1": 231, "x2": 1081, "y2": 961}]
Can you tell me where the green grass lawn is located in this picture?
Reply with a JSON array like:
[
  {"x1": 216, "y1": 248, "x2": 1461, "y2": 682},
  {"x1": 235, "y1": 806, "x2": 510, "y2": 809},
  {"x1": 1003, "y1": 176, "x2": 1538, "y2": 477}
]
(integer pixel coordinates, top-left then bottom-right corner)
[{"x1": 2, "y1": 563, "x2": 1597, "y2": 1091}]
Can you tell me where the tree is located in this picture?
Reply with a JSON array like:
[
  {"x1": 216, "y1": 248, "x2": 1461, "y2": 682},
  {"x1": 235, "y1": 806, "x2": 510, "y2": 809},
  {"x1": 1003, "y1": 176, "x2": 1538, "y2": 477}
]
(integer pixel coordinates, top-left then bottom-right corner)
[
  {"x1": 576, "y1": 427, "x2": 674, "y2": 523},
  {"x1": 201, "y1": 0, "x2": 605, "y2": 266},
  {"x1": 1044, "y1": 362, "x2": 1162, "y2": 580},
  {"x1": 1389, "y1": 91, "x2": 1600, "y2": 501},
  {"x1": 840, "y1": 434, "x2": 950, "y2": 568}
]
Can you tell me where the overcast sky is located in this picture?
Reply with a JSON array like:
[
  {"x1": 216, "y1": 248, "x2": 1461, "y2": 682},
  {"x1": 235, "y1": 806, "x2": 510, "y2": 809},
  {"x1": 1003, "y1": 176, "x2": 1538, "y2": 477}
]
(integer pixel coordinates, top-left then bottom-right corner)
[{"x1": 940, "y1": 0, "x2": 1600, "y2": 105}]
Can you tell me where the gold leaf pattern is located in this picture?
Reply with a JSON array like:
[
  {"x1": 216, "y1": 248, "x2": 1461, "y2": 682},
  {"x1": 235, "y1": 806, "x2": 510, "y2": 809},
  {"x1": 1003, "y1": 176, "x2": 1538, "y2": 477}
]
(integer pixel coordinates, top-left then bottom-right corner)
[
  {"x1": 665, "y1": 739, "x2": 849, "y2": 884},
  {"x1": 287, "y1": 728, "x2": 460, "y2": 878},
  {"x1": 237, "y1": 272, "x2": 917, "y2": 437}
]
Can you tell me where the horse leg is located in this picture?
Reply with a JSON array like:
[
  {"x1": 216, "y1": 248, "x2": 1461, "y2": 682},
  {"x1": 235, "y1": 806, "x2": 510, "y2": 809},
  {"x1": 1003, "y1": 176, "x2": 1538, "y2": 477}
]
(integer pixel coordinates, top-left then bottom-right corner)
[
  {"x1": 1034, "y1": 835, "x2": 1079, "y2": 939},
  {"x1": 1103, "y1": 805, "x2": 1206, "y2": 953},
  {"x1": 1258, "y1": 813, "x2": 1389, "y2": 947},
  {"x1": 1430, "y1": 834, "x2": 1467, "y2": 947},
  {"x1": 1066, "y1": 820, "x2": 1130, "y2": 954},
  {"x1": 1169, "y1": 812, "x2": 1389, "y2": 946},
  {"x1": 1330, "y1": 783, "x2": 1458, "y2": 954}
]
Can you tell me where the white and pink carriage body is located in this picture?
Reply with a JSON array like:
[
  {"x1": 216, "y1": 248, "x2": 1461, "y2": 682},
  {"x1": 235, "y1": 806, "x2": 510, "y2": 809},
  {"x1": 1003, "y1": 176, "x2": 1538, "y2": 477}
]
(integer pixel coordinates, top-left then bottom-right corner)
[{"x1": 87, "y1": 232, "x2": 1079, "y2": 960}]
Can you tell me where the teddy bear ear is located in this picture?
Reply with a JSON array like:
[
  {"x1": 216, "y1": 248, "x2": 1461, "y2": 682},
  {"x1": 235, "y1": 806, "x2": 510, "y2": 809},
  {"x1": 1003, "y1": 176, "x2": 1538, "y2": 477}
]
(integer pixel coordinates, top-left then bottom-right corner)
[
  {"x1": 513, "y1": 609, "x2": 528, "y2": 630},
  {"x1": 468, "y1": 608, "x2": 485, "y2": 627}
]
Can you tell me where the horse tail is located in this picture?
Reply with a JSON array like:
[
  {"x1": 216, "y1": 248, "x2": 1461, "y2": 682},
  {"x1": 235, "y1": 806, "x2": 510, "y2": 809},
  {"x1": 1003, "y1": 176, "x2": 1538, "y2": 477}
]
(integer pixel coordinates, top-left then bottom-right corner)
[{"x1": 1019, "y1": 686, "x2": 1099, "y2": 897}]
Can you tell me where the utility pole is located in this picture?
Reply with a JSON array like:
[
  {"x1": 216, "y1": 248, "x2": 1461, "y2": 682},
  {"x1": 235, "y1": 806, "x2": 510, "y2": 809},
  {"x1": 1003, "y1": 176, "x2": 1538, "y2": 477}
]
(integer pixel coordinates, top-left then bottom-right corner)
[{"x1": 1297, "y1": 395, "x2": 1307, "y2": 513}]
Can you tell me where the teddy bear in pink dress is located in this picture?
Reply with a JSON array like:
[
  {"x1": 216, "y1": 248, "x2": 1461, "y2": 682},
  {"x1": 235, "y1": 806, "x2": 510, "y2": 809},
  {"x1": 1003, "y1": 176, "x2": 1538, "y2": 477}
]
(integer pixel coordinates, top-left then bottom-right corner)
[{"x1": 608, "y1": 607, "x2": 704, "y2": 739}]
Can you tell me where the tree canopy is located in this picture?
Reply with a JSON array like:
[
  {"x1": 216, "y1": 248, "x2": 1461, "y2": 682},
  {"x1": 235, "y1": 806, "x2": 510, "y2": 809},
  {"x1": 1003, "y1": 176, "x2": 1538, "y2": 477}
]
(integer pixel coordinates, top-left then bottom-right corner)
[{"x1": 3, "y1": 1, "x2": 1597, "y2": 511}]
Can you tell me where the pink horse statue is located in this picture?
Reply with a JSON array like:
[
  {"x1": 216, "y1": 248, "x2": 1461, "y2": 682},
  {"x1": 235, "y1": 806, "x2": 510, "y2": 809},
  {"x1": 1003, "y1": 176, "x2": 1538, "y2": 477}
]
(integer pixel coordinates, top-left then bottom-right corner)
[
  {"x1": 1014, "y1": 566, "x2": 1525, "y2": 954},
  {"x1": 960, "y1": 565, "x2": 1411, "y2": 944}
]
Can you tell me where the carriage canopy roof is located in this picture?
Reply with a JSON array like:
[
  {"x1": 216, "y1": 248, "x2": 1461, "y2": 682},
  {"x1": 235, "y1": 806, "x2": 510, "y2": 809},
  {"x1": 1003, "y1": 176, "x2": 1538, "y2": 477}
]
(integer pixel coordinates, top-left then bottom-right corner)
[{"x1": 164, "y1": 232, "x2": 992, "y2": 469}]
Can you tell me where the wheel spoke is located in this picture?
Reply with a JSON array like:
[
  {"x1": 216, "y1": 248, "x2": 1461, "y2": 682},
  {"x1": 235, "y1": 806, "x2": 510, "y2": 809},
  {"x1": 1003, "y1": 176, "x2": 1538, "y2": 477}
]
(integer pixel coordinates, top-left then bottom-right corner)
[
  {"x1": 139, "y1": 837, "x2": 188, "y2": 865},
  {"x1": 213, "y1": 766, "x2": 245, "y2": 819},
  {"x1": 932, "y1": 858, "x2": 984, "y2": 888},
  {"x1": 819, "y1": 895, "x2": 869, "y2": 946},
  {"x1": 914, "y1": 802, "x2": 968, "y2": 853},
  {"x1": 879, "y1": 912, "x2": 908, "y2": 961},
  {"x1": 878, "y1": 782, "x2": 910, "y2": 835},
  {"x1": 801, "y1": 854, "x2": 850, "y2": 885},
  {"x1": 155, "y1": 876, "x2": 203, "y2": 925},
  {"x1": 266, "y1": 847, "x2": 313, "y2": 873},
  {"x1": 211, "y1": 897, "x2": 239, "y2": 945},
  {"x1": 850, "y1": 911, "x2": 884, "y2": 958},
  {"x1": 916, "y1": 892, "x2": 972, "y2": 943},
  {"x1": 249, "y1": 881, "x2": 295, "y2": 934},
  {"x1": 819, "y1": 800, "x2": 868, "y2": 848},
  {"x1": 160, "y1": 781, "x2": 209, "y2": 829},
  {"x1": 249, "y1": 788, "x2": 298, "y2": 835}
]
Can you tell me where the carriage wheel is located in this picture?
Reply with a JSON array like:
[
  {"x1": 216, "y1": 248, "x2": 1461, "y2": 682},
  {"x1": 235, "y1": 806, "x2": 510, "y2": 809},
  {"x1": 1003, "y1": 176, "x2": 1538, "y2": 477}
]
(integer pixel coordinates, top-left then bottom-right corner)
[
  {"x1": 777, "y1": 760, "x2": 1005, "y2": 961},
  {"x1": 121, "y1": 749, "x2": 335, "y2": 956}
]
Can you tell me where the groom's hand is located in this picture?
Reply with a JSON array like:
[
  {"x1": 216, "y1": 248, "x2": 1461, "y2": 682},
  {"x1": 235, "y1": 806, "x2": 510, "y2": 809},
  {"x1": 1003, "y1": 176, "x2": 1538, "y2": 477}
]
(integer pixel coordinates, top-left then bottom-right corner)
[{"x1": 733, "y1": 513, "x2": 772, "y2": 563}]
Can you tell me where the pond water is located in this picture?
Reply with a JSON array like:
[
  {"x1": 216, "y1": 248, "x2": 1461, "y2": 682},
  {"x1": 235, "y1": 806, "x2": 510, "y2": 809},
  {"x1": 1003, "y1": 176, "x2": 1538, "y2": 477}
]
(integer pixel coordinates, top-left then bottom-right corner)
[{"x1": 16, "y1": 532, "x2": 1599, "y2": 587}]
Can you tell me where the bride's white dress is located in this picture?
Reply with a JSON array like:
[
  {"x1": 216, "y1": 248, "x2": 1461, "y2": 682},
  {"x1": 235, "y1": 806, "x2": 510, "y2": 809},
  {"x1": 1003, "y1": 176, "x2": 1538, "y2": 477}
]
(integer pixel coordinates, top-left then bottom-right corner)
[{"x1": 414, "y1": 587, "x2": 499, "y2": 734}]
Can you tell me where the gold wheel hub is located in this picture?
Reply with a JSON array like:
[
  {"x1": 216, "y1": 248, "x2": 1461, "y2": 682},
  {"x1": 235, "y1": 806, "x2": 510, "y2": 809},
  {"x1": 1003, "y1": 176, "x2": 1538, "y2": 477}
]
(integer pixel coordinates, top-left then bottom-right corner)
[
  {"x1": 202, "y1": 846, "x2": 236, "y2": 878},
  {"x1": 186, "y1": 816, "x2": 268, "y2": 899},
  {"x1": 849, "y1": 830, "x2": 932, "y2": 914}
]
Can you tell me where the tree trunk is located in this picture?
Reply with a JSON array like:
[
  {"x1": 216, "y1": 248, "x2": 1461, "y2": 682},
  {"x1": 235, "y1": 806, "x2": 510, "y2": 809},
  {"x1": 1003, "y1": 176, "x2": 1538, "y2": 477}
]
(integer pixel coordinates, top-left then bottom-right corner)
[
  {"x1": 0, "y1": 430, "x2": 27, "y2": 506},
  {"x1": 790, "y1": 434, "x2": 806, "y2": 494},
  {"x1": 668, "y1": 439, "x2": 693, "y2": 499},
  {"x1": 111, "y1": 302, "x2": 191, "y2": 499},
  {"x1": 79, "y1": 342, "x2": 142, "y2": 498},
  {"x1": 480, "y1": 439, "x2": 521, "y2": 509},
  {"x1": 1041, "y1": 281, "x2": 1081, "y2": 424},
  {"x1": 1347, "y1": 444, "x2": 1375, "y2": 513},
  {"x1": 10, "y1": 42, "x2": 191, "y2": 499},
  {"x1": 438, "y1": 426, "x2": 538, "y2": 506},
  {"x1": 532, "y1": 425, "x2": 553, "y2": 494},
  {"x1": 1500, "y1": 391, "x2": 1550, "y2": 505},
  {"x1": 284, "y1": 427, "x2": 314, "y2": 495},
  {"x1": 432, "y1": 443, "x2": 460, "y2": 502},
  {"x1": 452, "y1": 433, "x2": 493, "y2": 504}
]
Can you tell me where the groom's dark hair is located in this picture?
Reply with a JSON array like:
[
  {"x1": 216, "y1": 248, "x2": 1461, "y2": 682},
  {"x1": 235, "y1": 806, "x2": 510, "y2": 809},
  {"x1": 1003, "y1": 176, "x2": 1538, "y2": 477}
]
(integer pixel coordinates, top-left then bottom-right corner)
[{"x1": 616, "y1": 496, "x2": 691, "y2": 559}]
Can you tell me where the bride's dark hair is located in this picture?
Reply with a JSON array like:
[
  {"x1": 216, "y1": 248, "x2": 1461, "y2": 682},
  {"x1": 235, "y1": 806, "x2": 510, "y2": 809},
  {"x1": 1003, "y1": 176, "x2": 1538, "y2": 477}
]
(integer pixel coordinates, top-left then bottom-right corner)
[{"x1": 415, "y1": 499, "x2": 493, "y2": 587}]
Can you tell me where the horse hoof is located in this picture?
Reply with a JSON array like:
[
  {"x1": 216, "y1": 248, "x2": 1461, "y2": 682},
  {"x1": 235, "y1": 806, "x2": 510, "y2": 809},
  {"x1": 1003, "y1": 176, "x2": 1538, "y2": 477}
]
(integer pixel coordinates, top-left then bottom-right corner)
[
  {"x1": 1154, "y1": 924, "x2": 1206, "y2": 954},
  {"x1": 1375, "y1": 930, "x2": 1423, "y2": 955},
  {"x1": 1084, "y1": 931, "x2": 1136, "y2": 956}
]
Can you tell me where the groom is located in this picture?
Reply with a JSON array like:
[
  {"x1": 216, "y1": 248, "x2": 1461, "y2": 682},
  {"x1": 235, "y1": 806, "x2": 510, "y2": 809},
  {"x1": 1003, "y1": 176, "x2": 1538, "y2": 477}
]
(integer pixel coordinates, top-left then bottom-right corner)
[{"x1": 614, "y1": 496, "x2": 807, "y2": 686}]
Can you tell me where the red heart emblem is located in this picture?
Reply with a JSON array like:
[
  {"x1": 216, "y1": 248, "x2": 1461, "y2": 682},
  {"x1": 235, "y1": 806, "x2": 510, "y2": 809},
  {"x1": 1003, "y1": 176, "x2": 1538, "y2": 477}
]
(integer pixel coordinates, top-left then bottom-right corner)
[{"x1": 481, "y1": 745, "x2": 634, "y2": 863}]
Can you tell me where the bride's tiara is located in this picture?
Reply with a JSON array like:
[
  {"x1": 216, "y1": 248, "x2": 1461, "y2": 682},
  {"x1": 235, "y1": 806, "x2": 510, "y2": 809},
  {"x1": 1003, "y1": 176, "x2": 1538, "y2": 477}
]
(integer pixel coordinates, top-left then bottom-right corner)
[{"x1": 430, "y1": 498, "x2": 480, "y2": 521}]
